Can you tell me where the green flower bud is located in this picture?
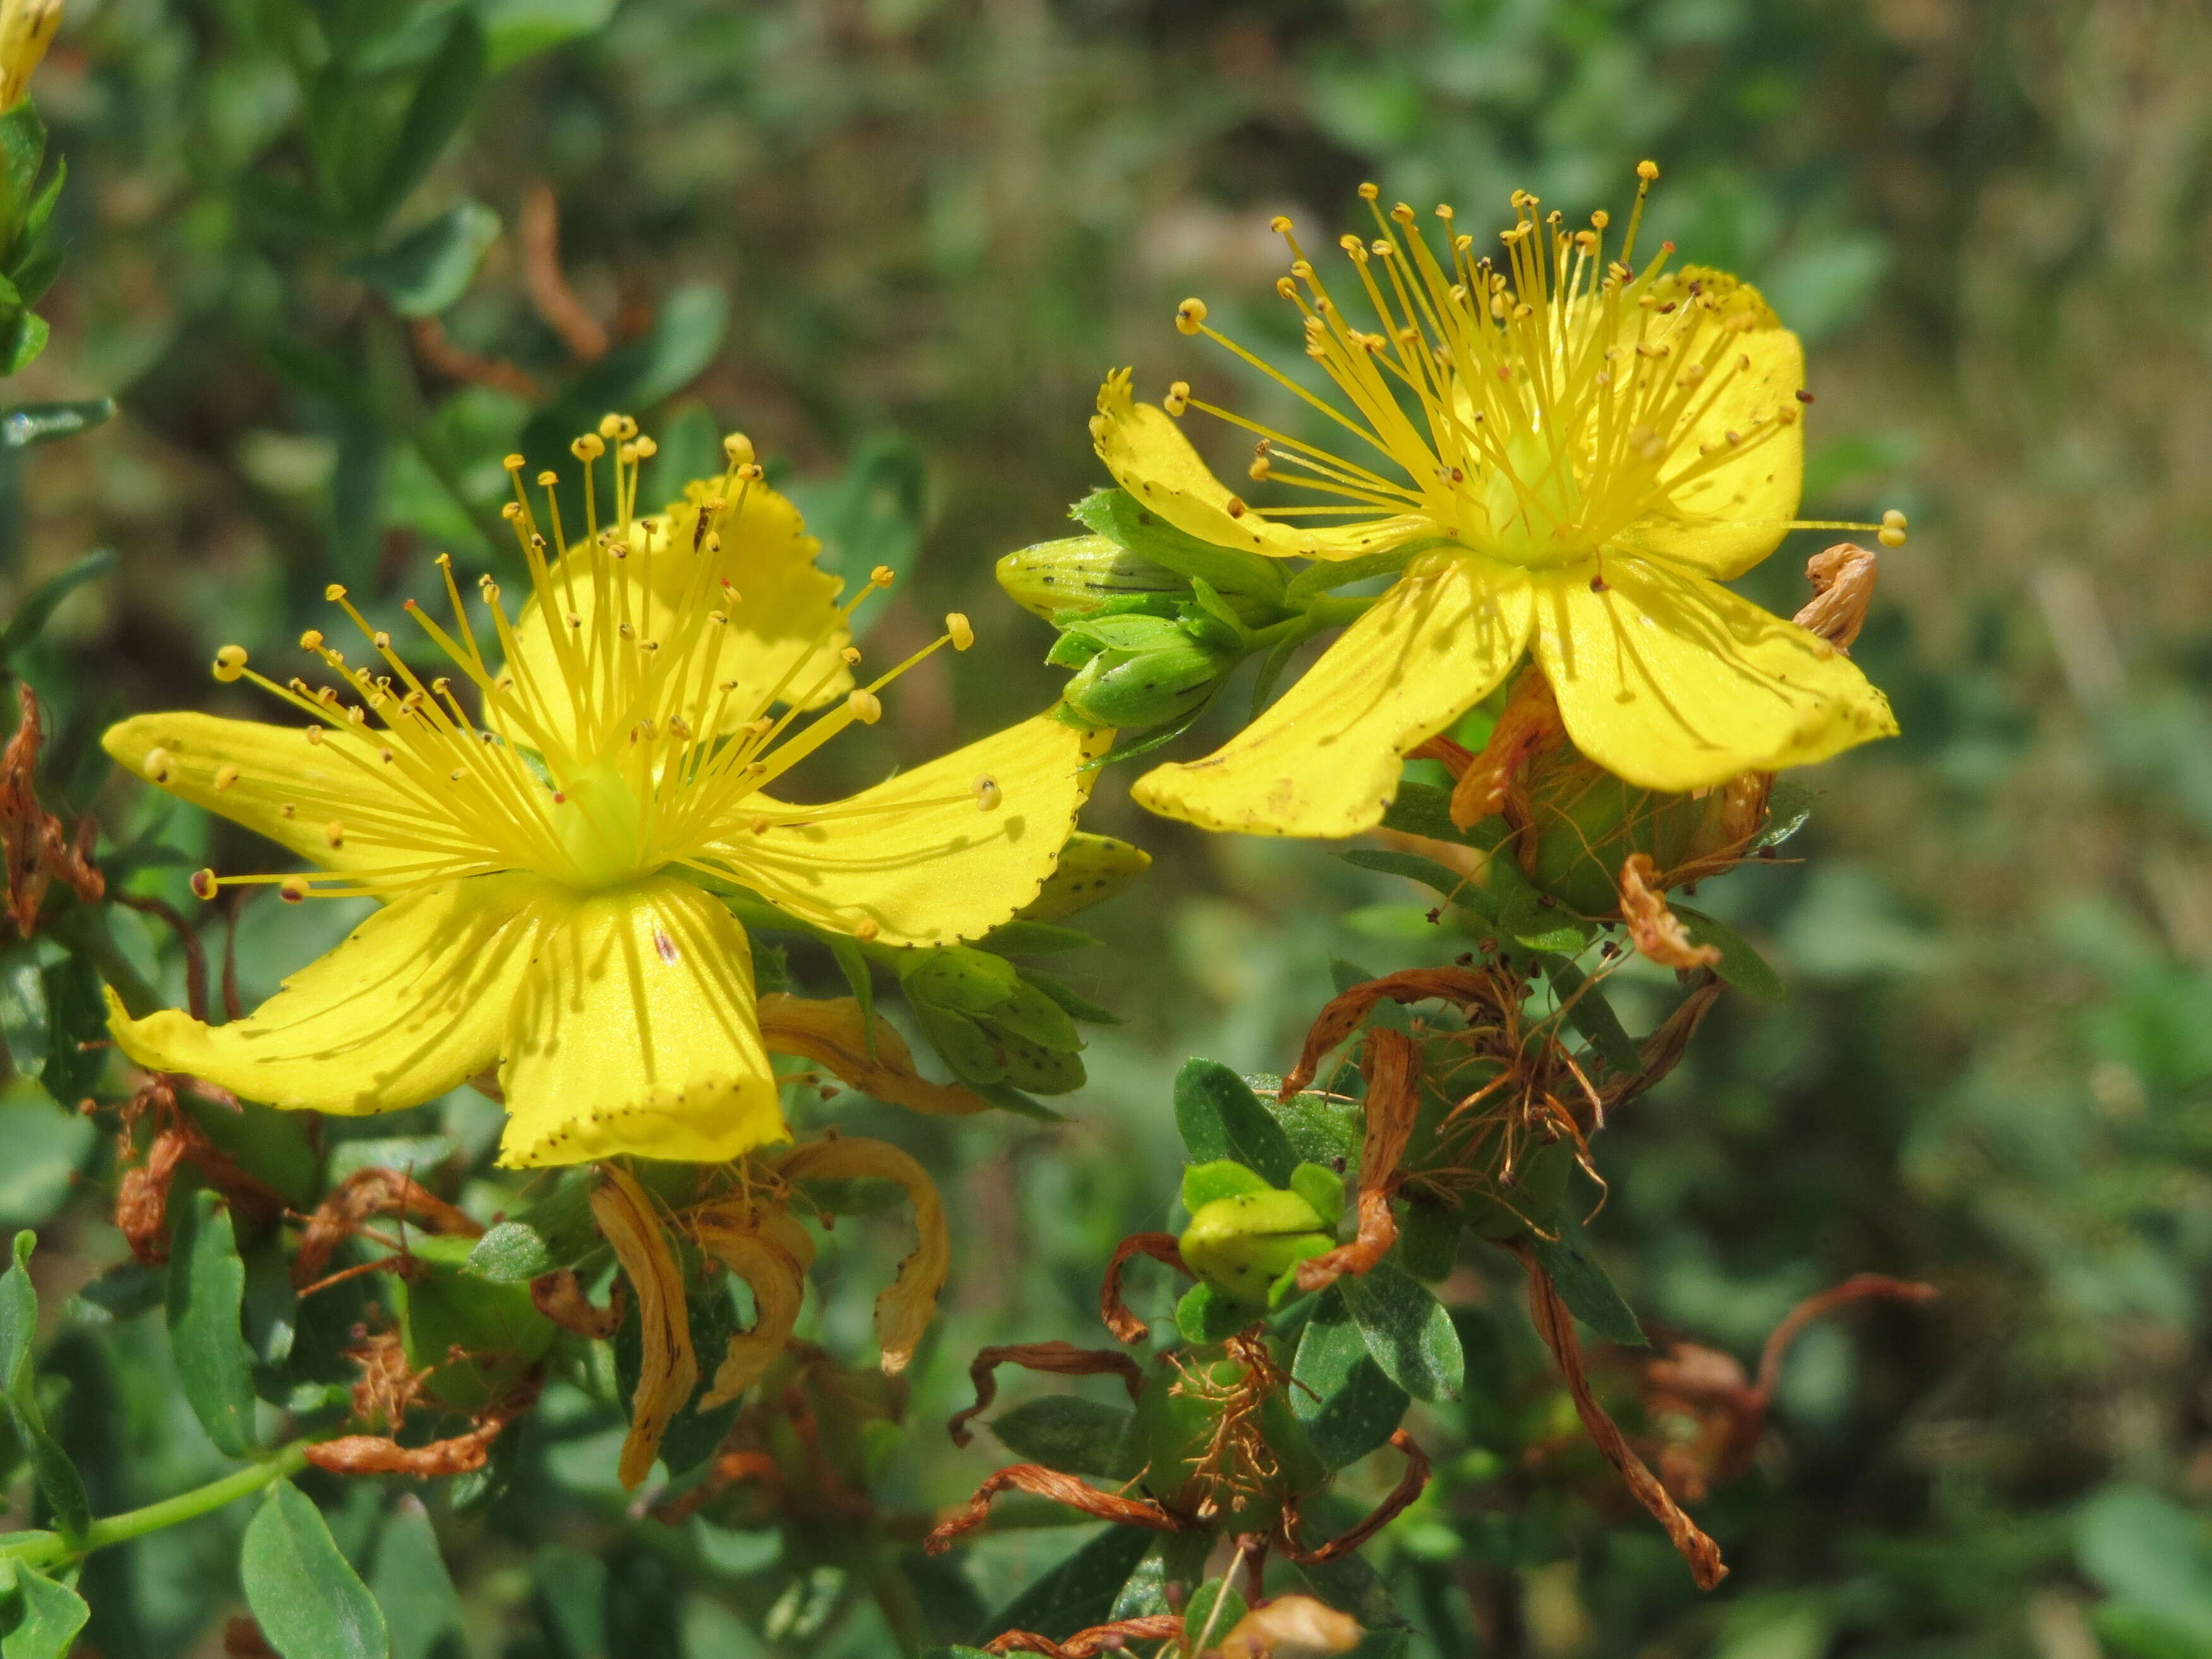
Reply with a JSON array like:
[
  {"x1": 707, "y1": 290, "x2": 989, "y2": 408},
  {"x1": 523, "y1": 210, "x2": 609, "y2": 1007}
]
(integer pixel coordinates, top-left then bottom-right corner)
[
  {"x1": 393, "y1": 1233, "x2": 559, "y2": 1411},
  {"x1": 1062, "y1": 635, "x2": 1231, "y2": 728},
  {"x1": 1181, "y1": 1187, "x2": 1335, "y2": 1306},
  {"x1": 1016, "y1": 831, "x2": 1151, "y2": 923},
  {"x1": 1514, "y1": 746, "x2": 1769, "y2": 917},
  {"x1": 996, "y1": 534, "x2": 1192, "y2": 619}
]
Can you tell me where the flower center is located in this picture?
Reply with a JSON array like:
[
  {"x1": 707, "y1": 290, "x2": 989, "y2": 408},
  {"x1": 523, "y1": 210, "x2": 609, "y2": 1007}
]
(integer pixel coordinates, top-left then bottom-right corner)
[{"x1": 1171, "y1": 167, "x2": 1804, "y2": 571}]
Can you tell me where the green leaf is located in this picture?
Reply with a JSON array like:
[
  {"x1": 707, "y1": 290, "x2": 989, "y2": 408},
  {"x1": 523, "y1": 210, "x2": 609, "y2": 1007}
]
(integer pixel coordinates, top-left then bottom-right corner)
[
  {"x1": 1528, "y1": 1224, "x2": 1645, "y2": 1348},
  {"x1": 241, "y1": 1481, "x2": 391, "y2": 1659},
  {"x1": 18, "y1": 1421, "x2": 85, "y2": 1541},
  {"x1": 38, "y1": 956, "x2": 107, "y2": 1106},
  {"x1": 365, "y1": 11, "x2": 488, "y2": 228},
  {"x1": 1754, "y1": 781, "x2": 1815, "y2": 850},
  {"x1": 1176, "y1": 1282, "x2": 1258, "y2": 1344},
  {"x1": 346, "y1": 201, "x2": 501, "y2": 318},
  {"x1": 1016, "y1": 968, "x2": 1120, "y2": 1027},
  {"x1": 1182, "y1": 1579, "x2": 1251, "y2": 1650},
  {"x1": 1673, "y1": 906, "x2": 1787, "y2": 1001},
  {"x1": 370, "y1": 1496, "x2": 464, "y2": 1659},
  {"x1": 1376, "y1": 780, "x2": 1507, "y2": 849},
  {"x1": 480, "y1": 0, "x2": 619, "y2": 71},
  {"x1": 1541, "y1": 957, "x2": 1641, "y2": 1074},
  {"x1": 0, "y1": 308, "x2": 44, "y2": 377},
  {"x1": 978, "y1": 921, "x2": 1097, "y2": 956},
  {"x1": 0, "y1": 549, "x2": 115, "y2": 667},
  {"x1": 1474, "y1": 856, "x2": 1595, "y2": 954},
  {"x1": 1340, "y1": 1261, "x2": 1464, "y2": 1402},
  {"x1": 3, "y1": 1564, "x2": 89, "y2": 1659},
  {"x1": 978, "y1": 1082, "x2": 1064, "y2": 1123},
  {"x1": 1292, "y1": 1285, "x2": 1412, "y2": 1468},
  {"x1": 1293, "y1": 1550, "x2": 1412, "y2": 1635},
  {"x1": 903, "y1": 945, "x2": 1020, "y2": 1014},
  {"x1": 786, "y1": 435, "x2": 930, "y2": 595},
  {"x1": 463, "y1": 1220, "x2": 554, "y2": 1284},
  {"x1": 989, "y1": 1397, "x2": 1139, "y2": 1480},
  {"x1": 1172, "y1": 1059, "x2": 1297, "y2": 1186},
  {"x1": 828, "y1": 932, "x2": 876, "y2": 1049},
  {"x1": 584, "y1": 282, "x2": 729, "y2": 409},
  {"x1": 988, "y1": 1522, "x2": 1156, "y2": 1643},
  {"x1": 983, "y1": 978, "x2": 1081, "y2": 1053},
  {"x1": 1340, "y1": 847, "x2": 1478, "y2": 903},
  {"x1": 0, "y1": 399, "x2": 115, "y2": 450},
  {"x1": 167, "y1": 1188, "x2": 262, "y2": 1457},
  {"x1": 0, "y1": 958, "x2": 46, "y2": 1082},
  {"x1": 0, "y1": 1231, "x2": 34, "y2": 1404},
  {"x1": 0, "y1": 104, "x2": 44, "y2": 231},
  {"x1": 1397, "y1": 1201, "x2": 1461, "y2": 1282}
]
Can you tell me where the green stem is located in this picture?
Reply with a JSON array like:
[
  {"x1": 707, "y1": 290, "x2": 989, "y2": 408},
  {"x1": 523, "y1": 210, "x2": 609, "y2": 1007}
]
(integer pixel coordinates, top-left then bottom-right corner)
[{"x1": 0, "y1": 1441, "x2": 312, "y2": 1566}]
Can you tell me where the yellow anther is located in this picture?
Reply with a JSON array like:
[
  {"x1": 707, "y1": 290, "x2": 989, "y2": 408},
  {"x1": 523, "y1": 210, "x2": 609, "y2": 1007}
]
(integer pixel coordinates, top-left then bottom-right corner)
[
  {"x1": 1175, "y1": 298, "x2": 1208, "y2": 335},
  {"x1": 144, "y1": 748, "x2": 173, "y2": 783},
  {"x1": 279, "y1": 875, "x2": 310, "y2": 904},
  {"x1": 1637, "y1": 159, "x2": 1660, "y2": 181},
  {"x1": 973, "y1": 774, "x2": 1002, "y2": 811},
  {"x1": 571, "y1": 433, "x2": 606, "y2": 461},
  {"x1": 299, "y1": 629, "x2": 324, "y2": 651},
  {"x1": 214, "y1": 764, "x2": 240, "y2": 792},
  {"x1": 324, "y1": 583, "x2": 347, "y2": 601},
  {"x1": 841, "y1": 647, "x2": 863, "y2": 665},
  {"x1": 736, "y1": 463, "x2": 763, "y2": 483},
  {"x1": 847, "y1": 690, "x2": 883, "y2": 724},
  {"x1": 1225, "y1": 495, "x2": 1248, "y2": 518},
  {"x1": 722, "y1": 432, "x2": 755, "y2": 466},
  {"x1": 279, "y1": 803, "x2": 296, "y2": 818},
  {"x1": 631, "y1": 435, "x2": 658, "y2": 459},
  {"x1": 501, "y1": 501, "x2": 524, "y2": 521},
  {"x1": 190, "y1": 868, "x2": 218, "y2": 901},
  {"x1": 946, "y1": 612, "x2": 974, "y2": 651},
  {"x1": 502, "y1": 453, "x2": 526, "y2": 472},
  {"x1": 1270, "y1": 215, "x2": 1292, "y2": 234},
  {"x1": 1164, "y1": 380, "x2": 1190, "y2": 416},
  {"x1": 617, "y1": 442, "x2": 638, "y2": 465},
  {"x1": 213, "y1": 645, "x2": 248, "y2": 682},
  {"x1": 323, "y1": 820, "x2": 345, "y2": 849},
  {"x1": 1878, "y1": 509, "x2": 1909, "y2": 548},
  {"x1": 305, "y1": 727, "x2": 325, "y2": 746},
  {"x1": 537, "y1": 470, "x2": 559, "y2": 488},
  {"x1": 870, "y1": 565, "x2": 896, "y2": 587},
  {"x1": 1358, "y1": 181, "x2": 1379, "y2": 200},
  {"x1": 853, "y1": 918, "x2": 881, "y2": 942},
  {"x1": 1249, "y1": 455, "x2": 1272, "y2": 482},
  {"x1": 448, "y1": 767, "x2": 467, "y2": 782}
]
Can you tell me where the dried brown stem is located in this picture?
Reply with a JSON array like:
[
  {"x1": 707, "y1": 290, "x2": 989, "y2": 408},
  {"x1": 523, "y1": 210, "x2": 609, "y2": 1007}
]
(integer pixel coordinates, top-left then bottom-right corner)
[
  {"x1": 1282, "y1": 967, "x2": 1493, "y2": 1098},
  {"x1": 112, "y1": 892, "x2": 209, "y2": 1022},
  {"x1": 291, "y1": 1166, "x2": 483, "y2": 1291},
  {"x1": 522, "y1": 184, "x2": 610, "y2": 362},
  {"x1": 1756, "y1": 1273, "x2": 1938, "y2": 1401},
  {"x1": 0, "y1": 683, "x2": 103, "y2": 937},
  {"x1": 1277, "y1": 1427, "x2": 1431, "y2": 1565},
  {"x1": 530, "y1": 1267, "x2": 624, "y2": 1339},
  {"x1": 983, "y1": 1615, "x2": 1185, "y2": 1656},
  {"x1": 1101, "y1": 1231, "x2": 1188, "y2": 1344},
  {"x1": 923, "y1": 1464, "x2": 1179, "y2": 1555},
  {"x1": 1519, "y1": 1245, "x2": 1726, "y2": 1588},
  {"x1": 408, "y1": 317, "x2": 540, "y2": 399},
  {"x1": 1296, "y1": 1029, "x2": 1419, "y2": 1294},
  {"x1": 947, "y1": 1340, "x2": 1145, "y2": 1447},
  {"x1": 652, "y1": 1449, "x2": 781, "y2": 1525}
]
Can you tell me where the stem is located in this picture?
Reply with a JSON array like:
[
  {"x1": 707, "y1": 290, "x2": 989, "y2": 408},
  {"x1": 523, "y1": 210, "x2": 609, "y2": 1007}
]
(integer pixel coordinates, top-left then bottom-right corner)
[{"x1": 0, "y1": 1441, "x2": 312, "y2": 1567}]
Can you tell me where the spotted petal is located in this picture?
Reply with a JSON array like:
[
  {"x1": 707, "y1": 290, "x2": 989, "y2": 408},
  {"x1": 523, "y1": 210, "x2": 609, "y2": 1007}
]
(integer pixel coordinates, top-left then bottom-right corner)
[
  {"x1": 108, "y1": 873, "x2": 552, "y2": 1110},
  {"x1": 1091, "y1": 370, "x2": 1430, "y2": 563},
  {"x1": 497, "y1": 873, "x2": 784, "y2": 1167},
  {"x1": 1132, "y1": 557, "x2": 1533, "y2": 837},
  {"x1": 707, "y1": 712, "x2": 1110, "y2": 946},
  {"x1": 1532, "y1": 558, "x2": 1897, "y2": 793},
  {"x1": 101, "y1": 712, "x2": 467, "y2": 876},
  {"x1": 1613, "y1": 279, "x2": 1806, "y2": 580}
]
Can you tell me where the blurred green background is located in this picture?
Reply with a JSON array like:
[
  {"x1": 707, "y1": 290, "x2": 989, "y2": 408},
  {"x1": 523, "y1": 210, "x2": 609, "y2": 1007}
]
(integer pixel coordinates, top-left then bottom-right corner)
[{"x1": 9, "y1": 0, "x2": 2212, "y2": 1653}]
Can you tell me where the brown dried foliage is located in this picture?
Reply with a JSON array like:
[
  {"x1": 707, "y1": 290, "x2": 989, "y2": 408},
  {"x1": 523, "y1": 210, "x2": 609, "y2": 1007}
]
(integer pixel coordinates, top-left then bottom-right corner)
[
  {"x1": 924, "y1": 1462, "x2": 1180, "y2": 1554},
  {"x1": 291, "y1": 1166, "x2": 483, "y2": 1292},
  {"x1": 1278, "y1": 1428, "x2": 1431, "y2": 1566},
  {"x1": 1100, "y1": 1231, "x2": 1188, "y2": 1344},
  {"x1": 1447, "y1": 667, "x2": 1567, "y2": 828},
  {"x1": 305, "y1": 1371, "x2": 541, "y2": 1480},
  {"x1": 983, "y1": 1615, "x2": 1186, "y2": 1656},
  {"x1": 0, "y1": 683, "x2": 102, "y2": 939},
  {"x1": 1792, "y1": 542, "x2": 1880, "y2": 652},
  {"x1": 946, "y1": 1340, "x2": 1145, "y2": 1447},
  {"x1": 1296, "y1": 1028, "x2": 1418, "y2": 1294},
  {"x1": 112, "y1": 1074, "x2": 289, "y2": 1264},
  {"x1": 1517, "y1": 1244, "x2": 1729, "y2": 1589},
  {"x1": 1619, "y1": 853, "x2": 1722, "y2": 971},
  {"x1": 530, "y1": 1267, "x2": 623, "y2": 1339}
]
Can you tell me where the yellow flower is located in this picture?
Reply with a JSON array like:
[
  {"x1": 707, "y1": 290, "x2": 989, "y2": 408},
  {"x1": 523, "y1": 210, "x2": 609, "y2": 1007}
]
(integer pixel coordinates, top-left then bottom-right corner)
[
  {"x1": 0, "y1": 0, "x2": 60, "y2": 113},
  {"x1": 106, "y1": 421, "x2": 1105, "y2": 1165},
  {"x1": 1092, "y1": 169, "x2": 1902, "y2": 837}
]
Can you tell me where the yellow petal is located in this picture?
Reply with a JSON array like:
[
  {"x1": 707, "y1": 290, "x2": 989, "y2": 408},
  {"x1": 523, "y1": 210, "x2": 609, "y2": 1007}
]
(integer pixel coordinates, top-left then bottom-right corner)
[
  {"x1": 102, "y1": 712, "x2": 442, "y2": 875},
  {"x1": 693, "y1": 1210, "x2": 810, "y2": 1411},
  {"x1": 501, "y1": 477, "x2": 853, "y2": 753},
  {"x1": 496, "y1": 875, "x2": 787, "y2": 1167},
  {"x1": 1091, "y1": 370, "x2": 1428, "y2": 562},
  {"x1": 770, "y1": 1136, "x2": 947, "y2": 1375},
  {"x1": 590, "y1": 1166, "x2": 698, "y2": 1490},
  {"x1": 1613, "y1": 279, "x2": 1806, "y2": 580},
  {"x1": 708, "y1": 712, "x2": 1109, "y2": 946},
  {"x1": 1132, "y1": 558, "x2": 1533, "y2": 837},
  {"x1": 107, "y1": 873, "x2": 552, "y2": 1112},
  {"x1": 1533, "y1": 559, "x2": 1898, "y2": 792},
  {"x1": 757, "y1": 992, "x2": 990, "y2": 1117}
]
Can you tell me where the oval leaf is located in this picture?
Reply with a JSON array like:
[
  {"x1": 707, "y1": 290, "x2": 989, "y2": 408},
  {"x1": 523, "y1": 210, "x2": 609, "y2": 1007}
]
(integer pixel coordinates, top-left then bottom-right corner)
[
  {"x1": 241, "y1": 1481, "x2": 391, "y2": 1659},
  {"x1": 166, "y1": 1188, "x2": 260, "y2": 1458},
  {"x1": 1292, "y1": 1285, "x2": 1413, "y2": 1468},
  {"x1": 1339, "y1": 1261, "x2": 1464, "y2": 1403}
]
